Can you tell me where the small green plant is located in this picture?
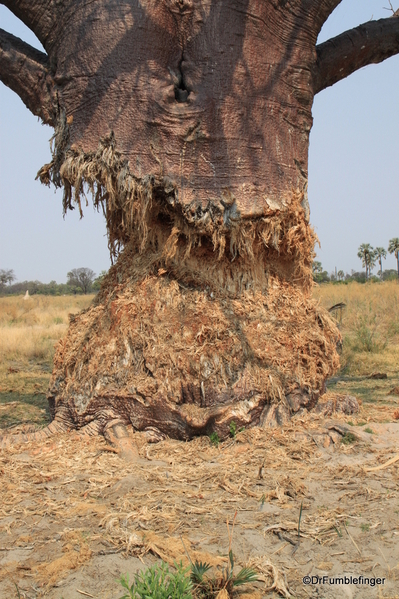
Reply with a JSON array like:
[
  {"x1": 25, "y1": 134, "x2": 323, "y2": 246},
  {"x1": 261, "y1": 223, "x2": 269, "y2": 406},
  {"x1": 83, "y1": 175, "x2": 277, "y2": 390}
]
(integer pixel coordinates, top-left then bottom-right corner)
[
  {"x1": 191, "y1": 551, "x2": 257, "y2": 597},
  {"x1": 364, "y1": 427, "x2": 374, "y2": 434},
  {"x1": 334, "y1": 525, "x2": 343, "y2": 538},
  {"x1": 191, "y1": 513, "x2": 257, "y2": 597},
  {"x1": 347, "y1": 421, "x2": 354, "y2": 426},
  {"x1": 341, "y1": 432, "x2": 356, "y2": 445},
  {"x1": 209, "y1": 432, "x2": 220, "y2": 447},
  {"x1": 229, "y1": 421, "x2": 237, "y2": 438},
  {"x1": 361, "y1": 523, "x2": 370, "y2": 532},
  {"x1": 118, "y1": 561, "x2": 193, "y2": 599}
]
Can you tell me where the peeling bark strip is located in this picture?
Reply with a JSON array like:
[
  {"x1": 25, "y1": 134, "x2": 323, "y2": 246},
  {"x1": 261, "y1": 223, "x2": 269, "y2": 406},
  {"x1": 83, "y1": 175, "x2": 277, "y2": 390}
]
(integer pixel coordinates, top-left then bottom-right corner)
[{"x1": 38, "y1": 128, "x2": 316, "y2": 290}]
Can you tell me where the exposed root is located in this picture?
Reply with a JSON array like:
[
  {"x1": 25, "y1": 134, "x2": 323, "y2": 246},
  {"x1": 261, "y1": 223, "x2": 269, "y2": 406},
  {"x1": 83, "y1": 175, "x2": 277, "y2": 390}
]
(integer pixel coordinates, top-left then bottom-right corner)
[
  {"x1": 0, "y1": 418, "x2": 104, "y2": 449},
  {"x1": 103, "y1": 421, "x2": 139, "y2": 461},
  {"x1": 0, "y1": 419, "x2": 69, "y2": 448}
]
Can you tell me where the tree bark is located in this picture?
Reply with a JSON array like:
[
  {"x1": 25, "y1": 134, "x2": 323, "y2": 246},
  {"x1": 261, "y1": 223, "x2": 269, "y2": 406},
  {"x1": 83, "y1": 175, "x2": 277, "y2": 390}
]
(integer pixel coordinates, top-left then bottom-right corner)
[
  {"x1": 0, "y1": 0, "x2": 63, "y2": 50},
  {"x1": 0, "y1": 29, "x2": 55, "y2": 124},
  {"x1": 6, "y1": 0, "x2": 399, "y2": 439}
]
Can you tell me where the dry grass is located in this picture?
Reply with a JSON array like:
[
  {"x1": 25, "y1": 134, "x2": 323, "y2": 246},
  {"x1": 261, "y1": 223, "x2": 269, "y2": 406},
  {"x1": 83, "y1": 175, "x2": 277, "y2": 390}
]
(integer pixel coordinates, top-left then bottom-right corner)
[
  {"x1": 314, "y1": 280, "x2": 399, "y2": 374},
  {"x1": 0, "y1": 295, "x2": 93, "y2": 428},
  {"x1": 0, "y1": 295, "x2": 93, "y2": 358}
]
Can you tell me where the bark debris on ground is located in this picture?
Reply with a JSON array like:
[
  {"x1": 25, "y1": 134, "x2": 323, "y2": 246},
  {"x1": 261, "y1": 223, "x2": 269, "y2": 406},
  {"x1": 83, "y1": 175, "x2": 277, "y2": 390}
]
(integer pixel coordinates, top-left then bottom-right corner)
[{"x1": 1, "y1": 404, "x2": 398, "y2": 599}]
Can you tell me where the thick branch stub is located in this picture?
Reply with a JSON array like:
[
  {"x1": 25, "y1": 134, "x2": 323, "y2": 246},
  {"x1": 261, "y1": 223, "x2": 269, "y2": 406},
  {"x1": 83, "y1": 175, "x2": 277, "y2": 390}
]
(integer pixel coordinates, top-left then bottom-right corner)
[
  {"x1": 314, "y1": 15, "x2": 399, "y2": 94},
  {"x1": 0, "y1": 0, "x2": 60, "y2": 49},
  {"x1": 0, "y1": 29, "x2": 55, "y2": 124}
]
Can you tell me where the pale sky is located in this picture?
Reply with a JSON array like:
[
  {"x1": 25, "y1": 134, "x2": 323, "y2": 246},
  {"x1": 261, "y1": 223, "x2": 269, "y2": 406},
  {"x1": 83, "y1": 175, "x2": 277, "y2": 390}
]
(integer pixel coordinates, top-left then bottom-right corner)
[{"x1": 0, "y1": 1, "x2": 398, "y2": 283}]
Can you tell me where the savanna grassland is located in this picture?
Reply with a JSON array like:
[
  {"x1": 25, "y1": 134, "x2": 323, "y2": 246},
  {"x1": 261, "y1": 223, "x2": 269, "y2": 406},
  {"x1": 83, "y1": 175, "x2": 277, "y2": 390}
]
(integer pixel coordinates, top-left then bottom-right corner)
[
  {"x1": 0, "y1": 294, "x2": 92, "y2": 430},
  {"x1": 0, "y1": 284, "x2": 399, "y2": 599},
  {"x1": 314, "y1": 280, "x2": 399, "y2": 412}
]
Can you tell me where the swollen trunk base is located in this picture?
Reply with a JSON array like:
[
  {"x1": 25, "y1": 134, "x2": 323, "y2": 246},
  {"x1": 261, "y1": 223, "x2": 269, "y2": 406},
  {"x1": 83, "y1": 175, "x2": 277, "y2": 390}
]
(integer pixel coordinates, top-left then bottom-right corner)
[{"x1": 47, "y1": 235, "x2": 341, "y2": 440}]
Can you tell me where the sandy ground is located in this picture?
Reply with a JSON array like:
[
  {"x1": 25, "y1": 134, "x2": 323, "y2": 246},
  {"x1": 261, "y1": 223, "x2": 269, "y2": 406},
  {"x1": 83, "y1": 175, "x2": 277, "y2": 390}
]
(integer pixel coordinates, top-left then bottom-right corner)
[{"x1": 1, "y1": 406, "x2": 399, "y2": 599}]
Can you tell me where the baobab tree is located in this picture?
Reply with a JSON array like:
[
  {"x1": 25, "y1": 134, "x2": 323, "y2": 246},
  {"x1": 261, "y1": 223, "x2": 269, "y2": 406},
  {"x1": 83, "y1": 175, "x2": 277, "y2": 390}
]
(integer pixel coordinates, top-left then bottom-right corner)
[{"x1": 1, "y1": 1, "x2": 399, "y2": 447}]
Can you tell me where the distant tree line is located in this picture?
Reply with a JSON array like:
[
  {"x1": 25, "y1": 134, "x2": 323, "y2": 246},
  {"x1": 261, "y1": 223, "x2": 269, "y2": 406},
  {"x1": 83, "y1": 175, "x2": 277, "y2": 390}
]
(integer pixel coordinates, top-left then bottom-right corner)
[
  {"x1": 0, "y1": 268, "x2": 107, "y2": 296},
  {"x1": 313, "y1": 237, "x2": 399, "y2": 284},
  {"x1": 2, "y1": 238, "x2": 398, "y2": 294}
]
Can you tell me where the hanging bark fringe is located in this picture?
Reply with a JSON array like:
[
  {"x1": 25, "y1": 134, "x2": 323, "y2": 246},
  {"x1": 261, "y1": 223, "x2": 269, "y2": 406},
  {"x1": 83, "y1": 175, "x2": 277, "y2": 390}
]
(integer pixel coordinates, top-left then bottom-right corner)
[{"x1": 37, "y1": 124, "x2": 317, "y2": 290}]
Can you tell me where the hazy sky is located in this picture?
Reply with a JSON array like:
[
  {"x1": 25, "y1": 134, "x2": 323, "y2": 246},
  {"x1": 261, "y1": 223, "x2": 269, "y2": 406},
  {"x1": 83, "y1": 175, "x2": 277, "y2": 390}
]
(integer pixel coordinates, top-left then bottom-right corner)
[{"x1": 1, "y1": 1, "x2": 398, "y2": 283}]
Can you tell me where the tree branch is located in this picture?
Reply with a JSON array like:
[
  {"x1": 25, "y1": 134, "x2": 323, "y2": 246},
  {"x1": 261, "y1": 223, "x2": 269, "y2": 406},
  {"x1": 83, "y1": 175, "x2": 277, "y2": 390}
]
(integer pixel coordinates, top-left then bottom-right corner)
[
  {"x1": 0, "y1": 0, "x2": 62, "y2": 49},
  {"x1": 311, "y1": 0, "x2": 343, "y2": 26},
  {"x1": 0, "y1": 29, "x2": 55, "y2": 125},
  {"x1": 313, "y1": 15, "x2": 399, "y2": 94}
]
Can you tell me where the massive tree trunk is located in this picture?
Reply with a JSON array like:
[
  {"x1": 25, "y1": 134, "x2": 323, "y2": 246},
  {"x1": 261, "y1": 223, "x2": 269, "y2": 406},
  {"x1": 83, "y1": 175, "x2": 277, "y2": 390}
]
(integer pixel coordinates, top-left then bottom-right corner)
[{"x1": 1, "y1": 0, "x2": 398, "y2": 440}]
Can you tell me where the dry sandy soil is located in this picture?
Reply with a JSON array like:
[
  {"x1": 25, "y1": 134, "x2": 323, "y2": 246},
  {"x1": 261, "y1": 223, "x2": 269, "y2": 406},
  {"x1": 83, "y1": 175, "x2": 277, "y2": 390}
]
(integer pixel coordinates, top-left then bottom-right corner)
[{"x1": 1, "y1": 402, "x2": 399, "y2": 599}]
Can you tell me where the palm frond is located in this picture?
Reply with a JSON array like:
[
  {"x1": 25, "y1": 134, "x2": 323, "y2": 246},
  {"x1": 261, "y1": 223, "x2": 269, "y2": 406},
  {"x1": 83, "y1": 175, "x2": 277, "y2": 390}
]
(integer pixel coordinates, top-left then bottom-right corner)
[
  {"x1": 191, "y1": 560, "x2": 212, "y2": 584},
  {"x1": 232, "y1": 566, "x2": 258, "y2": 587}
]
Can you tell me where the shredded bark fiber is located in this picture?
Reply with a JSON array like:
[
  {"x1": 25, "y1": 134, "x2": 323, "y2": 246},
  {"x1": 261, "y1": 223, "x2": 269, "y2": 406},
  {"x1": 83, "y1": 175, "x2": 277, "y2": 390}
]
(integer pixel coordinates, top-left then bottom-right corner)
[
  {"x1": 47, "y1": 240, "x2": 340, "y2": 438},
  {"x1": 2, "y1": 412, "x2": 398, "y2": 597}
]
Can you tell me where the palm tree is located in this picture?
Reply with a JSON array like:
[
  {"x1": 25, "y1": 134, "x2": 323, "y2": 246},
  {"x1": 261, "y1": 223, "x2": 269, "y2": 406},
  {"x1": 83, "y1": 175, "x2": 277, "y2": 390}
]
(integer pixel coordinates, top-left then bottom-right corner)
[
  {"x1": 337, "y1": 270, "x2": 345, "y2": 281},
  {"x1": 388, "y1": 238, "x2": 399, "y2": 280},
  {"x1": 357, "y1": 244, "x2": 375, "y2": 280},
  {"x1": 374, "y1": 247, "x2": 387, "y2": 279}
]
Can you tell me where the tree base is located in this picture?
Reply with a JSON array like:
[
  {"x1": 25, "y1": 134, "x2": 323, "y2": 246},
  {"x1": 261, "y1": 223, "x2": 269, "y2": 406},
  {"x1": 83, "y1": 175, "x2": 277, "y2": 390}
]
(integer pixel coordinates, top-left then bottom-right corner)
[{"x1": 45, "y1": 242, "x2": 341, "y2": 440}]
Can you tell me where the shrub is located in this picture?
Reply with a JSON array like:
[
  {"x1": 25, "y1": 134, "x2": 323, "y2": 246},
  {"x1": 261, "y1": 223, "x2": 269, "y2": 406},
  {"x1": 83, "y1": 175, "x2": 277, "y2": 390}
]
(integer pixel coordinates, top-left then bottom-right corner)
[{"x1": 118, "y1": 561, "x2": 193, "y2": 599}]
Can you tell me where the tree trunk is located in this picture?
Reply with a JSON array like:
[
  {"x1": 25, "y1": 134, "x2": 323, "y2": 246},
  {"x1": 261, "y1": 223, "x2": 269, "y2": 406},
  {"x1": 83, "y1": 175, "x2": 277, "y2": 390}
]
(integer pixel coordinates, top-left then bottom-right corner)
[{"x1": 2, "y1": 0, "x2": 398, "y2": 439}]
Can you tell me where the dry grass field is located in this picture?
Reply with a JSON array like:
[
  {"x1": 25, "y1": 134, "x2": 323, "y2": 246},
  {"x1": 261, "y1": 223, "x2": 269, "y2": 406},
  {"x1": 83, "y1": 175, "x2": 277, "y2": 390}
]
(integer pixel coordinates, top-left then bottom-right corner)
[
  {"x1": 314, "y1": 281, "x2": 399, "y2": 409},
  {"x1": 0, "y1": 295, "x2": 92, "y2": 430},
  {"x1": 0, "y1": 283, "x2": 398, "y2": 599}
]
